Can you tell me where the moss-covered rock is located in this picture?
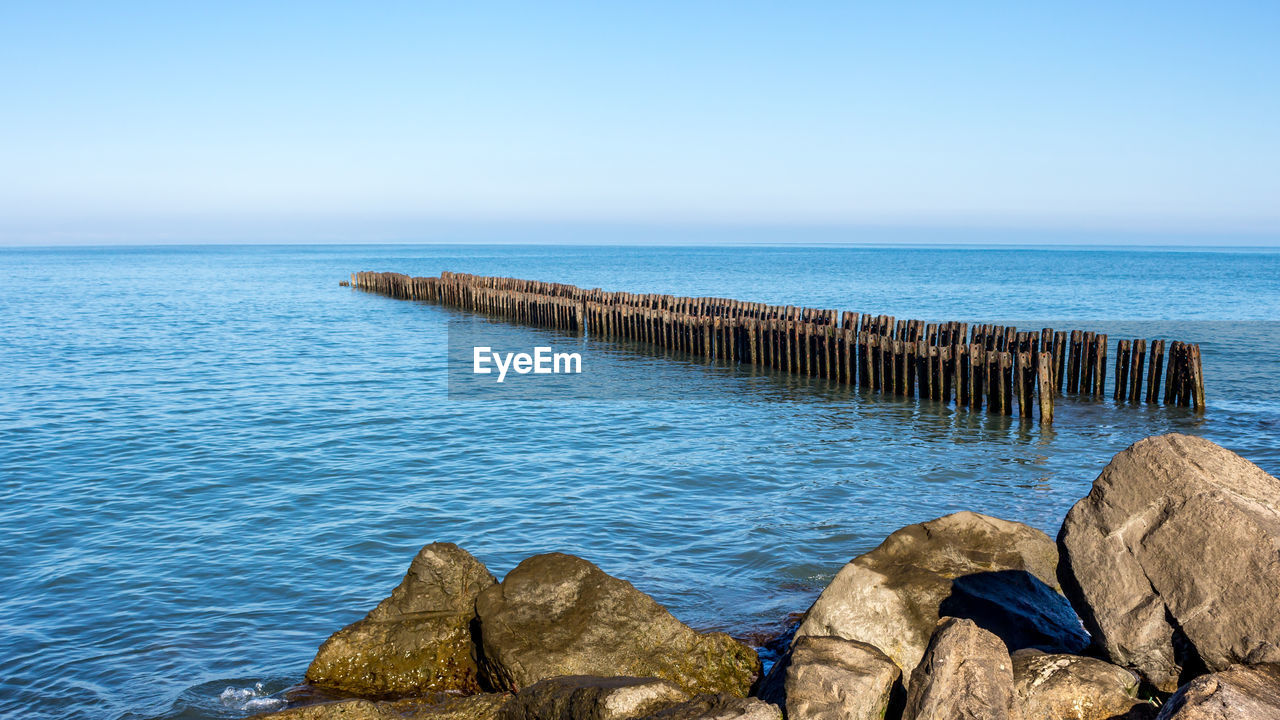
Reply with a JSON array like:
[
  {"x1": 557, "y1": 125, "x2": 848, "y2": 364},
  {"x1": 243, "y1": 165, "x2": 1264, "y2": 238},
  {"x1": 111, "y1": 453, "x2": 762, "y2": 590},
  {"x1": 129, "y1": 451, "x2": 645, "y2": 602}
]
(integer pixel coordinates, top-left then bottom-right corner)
[
  {"x1": 305, "y1": 542, "x2": 496, "y2": 697},
  {"x1": 475, "y1": 553, "x2": 760, "y2": 696},
  {"x1": 251, "y1": 693, "x2": 511, "y2": 720}
]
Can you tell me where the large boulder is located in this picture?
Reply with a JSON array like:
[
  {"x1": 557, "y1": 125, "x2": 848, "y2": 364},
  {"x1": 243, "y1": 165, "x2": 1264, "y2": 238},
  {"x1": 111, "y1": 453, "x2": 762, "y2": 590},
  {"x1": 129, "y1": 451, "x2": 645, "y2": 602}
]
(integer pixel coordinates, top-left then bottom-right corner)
[
  {"x1": 759, "y1": 635, "x2": 901, "y2": 720},
  {"x1": 252, "y1": 693, "x2": 512, "y2": 720},
  {"x1": 1156, "y1": 664, "x2": 1280, "y2": 720},
  {"x1": 497, "y1": 675, "x2": 689, "y2": 720},
  {"x1": 793, "y1": 511, "x2": 1088, "y2": 684},
  {"x1": 639, "y1": 695, "x2": 782, "y2": 720},
  {"x1": 1058, "y1": 434, "x2": 1280, "y2": 692},
  {"x1": 903, "y1": 617, "x2": 1021, "y2": 720},
  {"x1": 1011, "y1": 649, "x2": 1152, "y2": 720},
  {"x1": 305, "y1": 543, "x2": 497, "y2": 696},
  {"x1": 475, "y1": 553, "x2": 760, "y2": 696}
]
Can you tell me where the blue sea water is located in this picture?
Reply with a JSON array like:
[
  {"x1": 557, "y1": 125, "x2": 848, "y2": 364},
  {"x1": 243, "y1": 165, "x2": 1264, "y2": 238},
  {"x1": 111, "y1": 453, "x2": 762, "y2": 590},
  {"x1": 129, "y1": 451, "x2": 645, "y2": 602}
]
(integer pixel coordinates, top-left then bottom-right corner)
[{"x1": 2, "y1": 244, "x2": 1279, "y2": 720}]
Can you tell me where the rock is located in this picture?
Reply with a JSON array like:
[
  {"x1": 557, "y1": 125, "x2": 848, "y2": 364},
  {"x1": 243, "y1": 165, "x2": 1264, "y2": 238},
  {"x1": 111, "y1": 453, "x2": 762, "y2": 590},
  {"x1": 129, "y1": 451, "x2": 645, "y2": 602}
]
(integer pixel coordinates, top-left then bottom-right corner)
[
  {"x1": 794, "y1": 511, "x2": 1088, "y2": 684},
  {"x1": 252, "y1": 693, "x2": 511, "y2": 720},
  {"x1": 1011, "y1": 649, "x2": 1152, "y2": 720},
  {"x1": 1156, "y1": 664, "x2": 1280, "y2": 719},
  {"x1": 475, "y1": 553, "x2": 760, "y2": 696},
  {"x1": 390, "y1": 694, "x2": 515, "y2": 720},
  {"x1": 759, "y1": 635, "x2": 902, "y2": 720},
  {"x1": 1058, "y1": 434, "x2": 1280, "y2": 692},
  {"x1": 252, "y1": 699, "x2": 395, "y2": 720},
  {"x1": 639, "y1": 695, "x2": 783, "y2": 720},
  {"x1": 903, "y1": 617, "x2": 1021, "y2": 720},
  {"x1": 496, "y1": 675, "x2": 688, "y2": 720},
  {"x1": 305, "y1": 543, "x2": 497, "y2": 697}
]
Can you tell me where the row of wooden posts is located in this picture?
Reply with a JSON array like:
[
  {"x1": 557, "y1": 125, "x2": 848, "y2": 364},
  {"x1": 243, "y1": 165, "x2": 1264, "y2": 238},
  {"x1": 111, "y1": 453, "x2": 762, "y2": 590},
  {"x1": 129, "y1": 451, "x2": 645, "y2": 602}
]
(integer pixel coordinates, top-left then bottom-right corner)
[{"x1": 351, "y1": 270, "x2": 1206, "y2": 421}]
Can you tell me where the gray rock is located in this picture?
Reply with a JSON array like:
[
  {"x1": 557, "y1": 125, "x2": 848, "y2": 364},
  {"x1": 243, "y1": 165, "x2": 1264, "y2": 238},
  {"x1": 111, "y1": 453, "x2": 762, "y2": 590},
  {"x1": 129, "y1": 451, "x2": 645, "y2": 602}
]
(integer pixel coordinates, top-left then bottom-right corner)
[
  {"x1": 497, "y1": 675, "x2": 689, "y2": 720},
  {"x1": 1156, "y1": 664, "x2": 1280, "y2": 719},
  {"x1": 475, "y1": 553, "x2": 760, "y2": 696},
  {"x1": 903, "y1": 617, "x2": 1021, "y2": 720},
  {"x1": 305, "y1": 543, "x2": 497, "y2": 697},
  {"x1": 760, "y1": 635, "x2": 901, "y2": 720},
  {"x1": 639, "y1": 695, "x2": 783, "y2": 720},
  {"x1": 252, "y1": 693, "x2": 512, "y2": 720},
  {"x1": 1058, "y1": 434, "x2": 1280, "y2": 692},
  {"x1": 1011, "y1": 649, "x2": 1152, "y2": 720},
  {"x1": 794, "y1": 511, "x2": 1088, "y2": 684}
]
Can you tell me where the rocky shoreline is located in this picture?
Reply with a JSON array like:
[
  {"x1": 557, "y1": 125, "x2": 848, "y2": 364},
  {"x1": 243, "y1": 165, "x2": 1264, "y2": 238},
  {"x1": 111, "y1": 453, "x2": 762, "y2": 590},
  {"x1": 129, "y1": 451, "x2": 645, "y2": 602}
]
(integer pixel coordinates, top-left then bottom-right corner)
[{"x1": 256, "y1": 433, "x2": 1280, "y2": 720}]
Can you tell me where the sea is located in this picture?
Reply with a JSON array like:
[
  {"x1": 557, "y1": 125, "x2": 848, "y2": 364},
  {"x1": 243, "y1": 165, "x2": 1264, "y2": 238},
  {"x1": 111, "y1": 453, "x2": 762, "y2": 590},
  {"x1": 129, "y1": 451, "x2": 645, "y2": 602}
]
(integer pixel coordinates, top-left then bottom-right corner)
[{"x1": 2, "y1": 243, "x2": 1278, "y2": 720}]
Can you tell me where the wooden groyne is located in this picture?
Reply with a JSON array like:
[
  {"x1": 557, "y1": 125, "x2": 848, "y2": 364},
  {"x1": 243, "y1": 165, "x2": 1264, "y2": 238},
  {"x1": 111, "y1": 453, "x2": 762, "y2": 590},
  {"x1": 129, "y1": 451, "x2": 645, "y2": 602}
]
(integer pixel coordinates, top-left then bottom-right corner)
[{"x1": 351, "y1": 270, "x2": 1206, "y2": 421}]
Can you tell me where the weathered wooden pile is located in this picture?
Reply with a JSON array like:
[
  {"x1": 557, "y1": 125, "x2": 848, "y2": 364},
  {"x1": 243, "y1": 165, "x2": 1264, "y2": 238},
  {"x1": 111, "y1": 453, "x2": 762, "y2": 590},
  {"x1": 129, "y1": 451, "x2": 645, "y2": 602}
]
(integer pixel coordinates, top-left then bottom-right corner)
[{"x1": 351, "y1": 270, "x2": 1206, "y2": 421}]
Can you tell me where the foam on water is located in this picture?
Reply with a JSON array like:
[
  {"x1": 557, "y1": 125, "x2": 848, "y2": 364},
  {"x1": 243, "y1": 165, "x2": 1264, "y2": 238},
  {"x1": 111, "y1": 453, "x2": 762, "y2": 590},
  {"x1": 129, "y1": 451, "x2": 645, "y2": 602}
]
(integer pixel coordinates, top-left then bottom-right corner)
[{"x1": 219, "y1": 684, "x2": 285, "y2": 713}]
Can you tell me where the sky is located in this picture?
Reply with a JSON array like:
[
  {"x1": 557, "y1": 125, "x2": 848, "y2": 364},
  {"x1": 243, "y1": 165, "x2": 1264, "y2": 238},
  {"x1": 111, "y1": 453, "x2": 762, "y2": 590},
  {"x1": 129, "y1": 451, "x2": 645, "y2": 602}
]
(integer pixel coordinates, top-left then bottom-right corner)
[{"x1": 1, "y1": 1, "x2": 1278, "y2": 245}]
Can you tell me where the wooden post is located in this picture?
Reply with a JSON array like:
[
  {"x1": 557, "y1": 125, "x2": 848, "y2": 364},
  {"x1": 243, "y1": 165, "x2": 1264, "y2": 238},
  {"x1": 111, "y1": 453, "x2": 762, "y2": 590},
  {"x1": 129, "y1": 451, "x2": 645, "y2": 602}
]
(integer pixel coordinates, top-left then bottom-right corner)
[
  {"x1": 1176, "y1": 342, "x2": 1192, "y2": 407},
  {"x1": 1014, "y1": 352, "x2": 1031, "y2": 418},
  {"x1": 1093, "y1": 334, "x2": 1108, "y2": 398},
  {"x1": 844, "y1": 328, "x2": 856, "y2": 384},
  {"x1": 967, "y1": 344, "x2": 982, "y2": 410},
  {"x1": 917, "y1": 340, "x2": 932, "y2": 400},
  {"x1": 891, "y1": 336, "x2": 903, "y2": 394},
  {"x1": 1147, "y1": 339, "x2": 1165, "y2": 403},
  {"x1": 1067, "y1": 330, "x2": 1082, "y2": 394},
  {"x1": 1080, "y1": 331, "x2": 1096, "y2": 394},
  {"x1": 904, "y1": 340, "x2": 917, "y2": 397},
  {"x1": 988, "y1": 352, "x2": 1001, "y2": 414},
  {"x1": 1128, "y1": 339, "x2": 1145, "y2": 402},
  {"x1": 1001, "y1": 352, "x2": 1013, "y2": 414},
  {"x1": 1038, "y1": 351, "x2": 1054, "y2": 425},
  {"x1": 1189, "y1": 343, "x2": 1205, "y2": 413},
  {"x1": 940, "y1": 346, "x2": 953, "y2": 404},
  {"x1": 1114, "y1": 339, "x2": 1131, "y2": 401},
  {"x1": 866, "y1": 334, "x2": 879, "y2": 390},
  {"x1": 1165, "y1": 341, "x2": 1181, "y2": 404}
]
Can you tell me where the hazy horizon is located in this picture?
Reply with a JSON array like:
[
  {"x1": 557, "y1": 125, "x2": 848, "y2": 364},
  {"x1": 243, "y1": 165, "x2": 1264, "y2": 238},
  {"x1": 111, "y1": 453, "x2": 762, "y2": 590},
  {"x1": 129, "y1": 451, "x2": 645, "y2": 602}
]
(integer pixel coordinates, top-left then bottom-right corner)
[{"x1": 2, "y1": 2, "x2": 1277, "y2": 246}]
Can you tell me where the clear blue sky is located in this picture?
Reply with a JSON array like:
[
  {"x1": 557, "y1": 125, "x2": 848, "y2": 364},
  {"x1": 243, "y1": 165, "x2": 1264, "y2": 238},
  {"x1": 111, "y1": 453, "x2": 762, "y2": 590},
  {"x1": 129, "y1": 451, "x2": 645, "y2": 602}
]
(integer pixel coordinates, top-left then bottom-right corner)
[{"x1": 1, "y1": 1, "x2": 1277, "y2": 244}]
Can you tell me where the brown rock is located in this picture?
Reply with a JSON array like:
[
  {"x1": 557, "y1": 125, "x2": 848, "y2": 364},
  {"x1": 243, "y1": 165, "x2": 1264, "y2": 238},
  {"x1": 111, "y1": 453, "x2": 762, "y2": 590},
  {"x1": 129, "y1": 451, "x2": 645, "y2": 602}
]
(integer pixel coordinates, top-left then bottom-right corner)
[
  {"x1": 1058, "y1": 434, "x2": 1280, "y2": 691},
  {"x1": 760, "y1": 635, "x2": 901, "y2": 720},
  {"x1": 1012, "y1": 649, "x2": 1152, "y2": 720},
  {"x1": 252, "y1": 693, "x2": 511, "y2": 720},
  {"x1": 638, "y1": 694, "x2": 782, "y2": 720},
  {"x1": 794, "y1": 512, "x2": 1088, "y2": 685},
  {"x1": 475, "y1": 553, "x2": 760, "y2": 696},
  {"x1": 496, "y1": 675, "x2": 689, "y2": 720},
  {"x1": 305, "y1": 543, "x2": 496, "y2": 697},
  {"x1": 903, "y1": 617, "x2": 1021, "y2": 720},
  {"x1": 1156, "y1": 664, "x2": 1280, "y2": 720}
]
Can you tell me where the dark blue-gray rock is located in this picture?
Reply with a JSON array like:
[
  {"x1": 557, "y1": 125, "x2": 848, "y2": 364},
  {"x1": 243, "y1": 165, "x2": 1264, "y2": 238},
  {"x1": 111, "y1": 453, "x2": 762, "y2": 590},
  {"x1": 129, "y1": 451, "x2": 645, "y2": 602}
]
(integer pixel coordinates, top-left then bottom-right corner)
[
  {"x1": 305, "y1": 543, "x2": 497, "y2": 697},
  {"x1": 1058, "y1": 434, "x2": 1280, "y2": 692},
  {"x1": 759, "y1": 635, "x2": 901, "y2": 720},
  {"x1": 475, "y1": 553, "x2": 760, "y2": 696},
  {"x1": 793, "y1": 512, "x2": 1088, "y2": 685},
  {"x1": 1156, "y1": 664, "x2": 1280, "y2": 720},
  {"x1": 903, "y1": 617, "x2": 1021, "y2": 720},
  {"x1": 497, "y1": 675, "x2": 688, "y2": 720}
]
